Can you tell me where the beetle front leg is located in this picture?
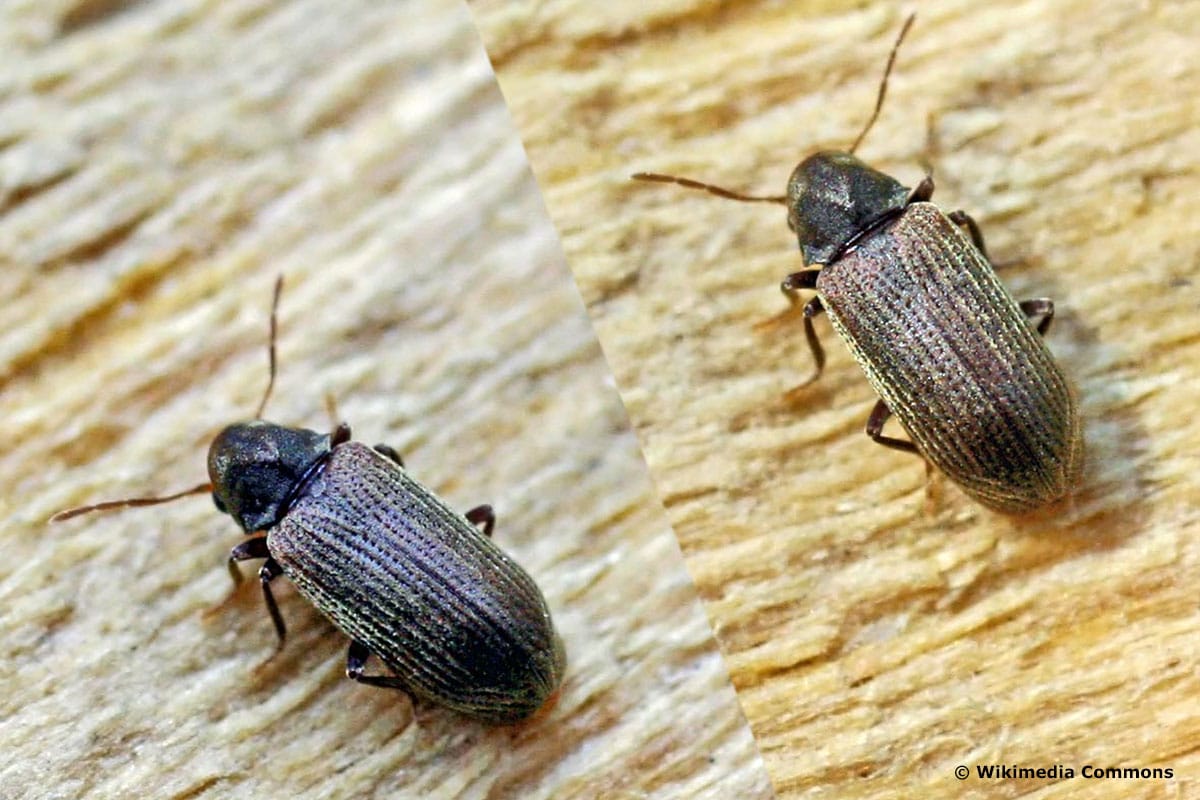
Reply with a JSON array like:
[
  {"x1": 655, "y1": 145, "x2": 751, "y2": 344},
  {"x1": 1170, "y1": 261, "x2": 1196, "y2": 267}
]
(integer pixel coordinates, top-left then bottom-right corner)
[
  {"x1": 755, "y1": 268, "x2": 821, "y2": 332},
  {"x1": 1019, "y1": 298, "x2": 1055, "y2": 336},
  {"x1": 204, "y1": 536, "x2": 270, "y2": 619},
  {"x1": 465, "y1": 504, "x2": 495, "y2": 537},
  {"x1": 776, "y1": 270, "x2": 827, "y2": 394},
  {"x1": 346, "y1": 640, "x2": 411, "y2": 691},
  {"x1": 258, "y1": 557, "x2": 287, "y2": 650},
  {"x1": 866, "y1": 399, "x2": 919, "y2": 454}
]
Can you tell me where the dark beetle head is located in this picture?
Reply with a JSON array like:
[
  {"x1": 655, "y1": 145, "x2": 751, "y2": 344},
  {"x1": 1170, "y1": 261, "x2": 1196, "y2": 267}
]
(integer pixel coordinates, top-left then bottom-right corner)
[
  {"x1": 207, "y1": 420, "x2": 330, "y2": 533},
  {"x1": 786, "y1": 150, "x2": 911, "y2": 265}
]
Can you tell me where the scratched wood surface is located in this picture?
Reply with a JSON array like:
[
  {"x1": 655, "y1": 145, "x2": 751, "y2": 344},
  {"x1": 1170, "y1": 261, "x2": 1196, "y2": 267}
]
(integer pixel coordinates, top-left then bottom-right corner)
[
  {"x1": 0, "y1": 2, "x2": 775, "y2": 798},
  {"x1": 469, "y1": 0, "x2": 1200, "y2": 796}
]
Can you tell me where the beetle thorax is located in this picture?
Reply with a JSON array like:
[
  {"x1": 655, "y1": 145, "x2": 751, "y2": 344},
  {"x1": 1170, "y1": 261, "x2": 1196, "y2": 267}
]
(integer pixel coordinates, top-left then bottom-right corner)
[
  {"x1": 786, "y1": 151, "x2": 911, "y2": 266},
  {"x1": 207, "y1": 420, "x2": 331, "y2": 533}
]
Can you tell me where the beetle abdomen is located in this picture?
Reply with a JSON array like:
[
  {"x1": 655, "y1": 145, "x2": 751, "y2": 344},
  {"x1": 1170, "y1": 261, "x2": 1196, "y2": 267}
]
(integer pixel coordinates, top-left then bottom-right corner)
[
  {"x1": 268, "y1": 442, "x2": 564, "y2": 721},
  {"x1": 818, "y1": 203, "x2": 1081, "y2": 512}
]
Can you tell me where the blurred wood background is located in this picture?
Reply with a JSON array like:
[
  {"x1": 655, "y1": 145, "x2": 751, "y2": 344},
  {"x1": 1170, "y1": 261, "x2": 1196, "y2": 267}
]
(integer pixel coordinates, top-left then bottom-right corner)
[
  {"x1": 0, "y1": 1, "x2": 774, "y2": 798},
  {"x1": 469, "y1": 0, "x2": 1200, "y2": 797}
]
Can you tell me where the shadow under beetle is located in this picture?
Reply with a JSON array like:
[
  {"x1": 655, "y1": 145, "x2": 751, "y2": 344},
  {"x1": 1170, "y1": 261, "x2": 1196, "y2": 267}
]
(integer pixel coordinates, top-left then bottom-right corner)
[
  {"x1": 53, "y1": 277, "x2": 566, "y2": 722},
  {"x1": 634, "y1": 14, "x2": 1081, "y2": 513}
]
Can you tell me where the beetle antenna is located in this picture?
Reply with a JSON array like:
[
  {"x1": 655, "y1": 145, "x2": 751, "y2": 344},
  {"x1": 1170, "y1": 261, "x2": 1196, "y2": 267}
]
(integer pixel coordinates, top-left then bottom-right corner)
[
  {"x1": 49, "y1": 482, "x2": 214, "y2": 522},
  {"x1": 850, "y1": 12, "x2": 916, "y2": 155},
  {"x1": 632, "y1": 172, "x2": 787, "y2": 205},
  {"x1": 254, "y1": 275, "x2": 284, "y2": 420}
]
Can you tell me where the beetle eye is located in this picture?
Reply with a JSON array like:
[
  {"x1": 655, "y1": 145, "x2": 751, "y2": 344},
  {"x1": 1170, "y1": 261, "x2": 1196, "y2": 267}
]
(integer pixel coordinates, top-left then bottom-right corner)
[{"x1": 212, "y1": 494, "x2": 227, "y2": 513}]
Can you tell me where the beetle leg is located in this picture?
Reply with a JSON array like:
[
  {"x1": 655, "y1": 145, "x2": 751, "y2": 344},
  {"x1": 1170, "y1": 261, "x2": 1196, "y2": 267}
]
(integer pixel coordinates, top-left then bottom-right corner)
[
  {"x1": 465, "y1": 504, "x2": 495, "y2": 537},
  {"x1": 258, "y1": 557, "x2": 287, "y2": 649},
  {"x1": 373, "y1": 444, "x2": 405, "y2": 468},
  {"x1": 799, "y1": 297, "x2": 827, "y2": 386},
  {"x1": 346, "y1": 640, "x2": 411, "y2": 690},
  {"x1": 909, "y1": 174, "x2": 935, "y2": 203},
  {"x1": 203, "y1": 536, "x2": 271, "y2": 619},
  {"x1": 781, "y1": 268, "x2": 820, "y2": 300},
  {"x1": 948, "y1": 209, "x2": 988, "y2": 259},
  {"x1": 754, "y1": 268, "x2": 821, "y2": 333},
  {"x1": 330, "y1": 422, "x2": 352, "y2": 446},
  {"x1": 782, "y1": 296, "x2": 828, "y2": 401},
  {"x1": 866, "y1": 399, "x2": 919, "y2": 454},
  {"x1": 324, "y1": 392, "x2": 341, "y2": 429},
  {"x1": 226, "y1": 535, "x2": 270, "y2": 587},
  {"x1": 1019, "y1": 298, "x2": 1055, "y2": 336}
]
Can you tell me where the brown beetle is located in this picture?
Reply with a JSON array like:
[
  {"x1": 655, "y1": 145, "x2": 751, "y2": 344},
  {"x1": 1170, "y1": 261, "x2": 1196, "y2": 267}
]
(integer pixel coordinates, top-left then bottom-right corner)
[
  {"x1": 53, "y1": 278, "x2": 565, "y2": 721},
  {"x1": 635, "y1": 15, "x2": 1081, "y2": 512}
]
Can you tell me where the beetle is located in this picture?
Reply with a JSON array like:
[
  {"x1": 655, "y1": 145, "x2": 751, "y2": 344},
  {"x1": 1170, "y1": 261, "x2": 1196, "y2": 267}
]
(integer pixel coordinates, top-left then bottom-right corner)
[
  {"x1": 633, "y1": 14, "x2": 1081, "y2": 513},
  {"x1": 51, "y1": 277, "x2": 566, "y2": 722}
]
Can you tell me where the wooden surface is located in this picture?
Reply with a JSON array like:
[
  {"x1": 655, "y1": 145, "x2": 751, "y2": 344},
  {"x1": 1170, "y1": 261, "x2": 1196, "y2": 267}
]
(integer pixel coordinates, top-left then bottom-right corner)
[
  {"x1": 470, "y1": 0, "x2": 1200, "y2": 797},
  {"x1": 0, "y1": 2, "x2": 773, "y2": 798}
]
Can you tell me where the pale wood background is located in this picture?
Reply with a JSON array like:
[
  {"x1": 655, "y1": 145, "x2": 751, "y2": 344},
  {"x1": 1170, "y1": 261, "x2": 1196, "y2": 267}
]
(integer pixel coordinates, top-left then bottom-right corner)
[
  {"x1": 469, "y1": 0, "x2": 1200, "y2": 797},
  {"x1": 0, "y1": 1, "x2": 775, "y2": 798}
]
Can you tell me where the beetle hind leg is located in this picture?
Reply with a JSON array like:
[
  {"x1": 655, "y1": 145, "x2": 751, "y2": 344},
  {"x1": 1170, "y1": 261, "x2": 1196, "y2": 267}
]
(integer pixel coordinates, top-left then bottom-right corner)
[
  {"x1": 1019, "y1": 298, "x2": 1055, "y2": 336},
  {"x1": 866, "y1": 399, "x2": 919, "y2": 454},
  {"x1": 346, "y1": 640, "x2": 411, "y2": 691},
  {"x1": 869, "y1": 400, "x2": 946, "y2": 509}
]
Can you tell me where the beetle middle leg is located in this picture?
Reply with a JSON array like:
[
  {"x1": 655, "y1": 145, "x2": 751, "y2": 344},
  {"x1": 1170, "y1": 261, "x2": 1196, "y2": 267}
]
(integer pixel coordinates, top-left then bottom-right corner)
[
  {"x1": 373, "y1": 444, "x2": 405, "y2": 468},
  {"x1": 948, "y1": 209, "x2": 988, "y2": 259},
  {"x1": 949, "y1": 208, "x2": 1033, "y2": 272},
  {"x1": 866, "y1": 399, "x2": 919, "y2": 454},
  {"x1": 466, "y1": 504, "x2": 495, "y2": 537},
  {"x1": 346, "y1": 640, "x2": 410, "y2": 690}
]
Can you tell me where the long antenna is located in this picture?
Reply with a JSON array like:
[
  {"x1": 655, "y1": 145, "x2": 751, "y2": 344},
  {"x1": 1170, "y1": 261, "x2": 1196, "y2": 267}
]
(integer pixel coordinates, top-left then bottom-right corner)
[
  {"x1": 50, "y1": 277, "x2": 288, "y2": 523},
  {"x1": 850, "y1": 13, "x2": 916, "y2": 154},
  {"x1": 50, "y1": 482, "x2": 213, "y2": 522},
  {"x1": 254, "y1": 275, "x2": 284, "y2": 419},
  {"x1": 631, "y1": 172, "x2": 787, "y2": 205}
]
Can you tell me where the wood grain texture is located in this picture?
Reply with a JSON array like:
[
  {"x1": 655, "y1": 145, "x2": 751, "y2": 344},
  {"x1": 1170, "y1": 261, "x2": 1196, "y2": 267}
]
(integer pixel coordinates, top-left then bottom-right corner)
[
  {"x1": 469, "y1": 0, "x2": 1200, "y2": 796},
  {"x1": 0, "y1": 1, "x2": 773, "y2": 798}
]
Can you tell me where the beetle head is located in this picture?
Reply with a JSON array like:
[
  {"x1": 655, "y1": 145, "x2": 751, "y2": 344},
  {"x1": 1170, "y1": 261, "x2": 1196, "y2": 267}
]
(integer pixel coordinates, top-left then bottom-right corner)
[
  {"x1": 785, "y1": 151, "x2": 910, "y2": 266},
  {"x1": 208, "y1": 421, "x2": 330, "y2": 532}
]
